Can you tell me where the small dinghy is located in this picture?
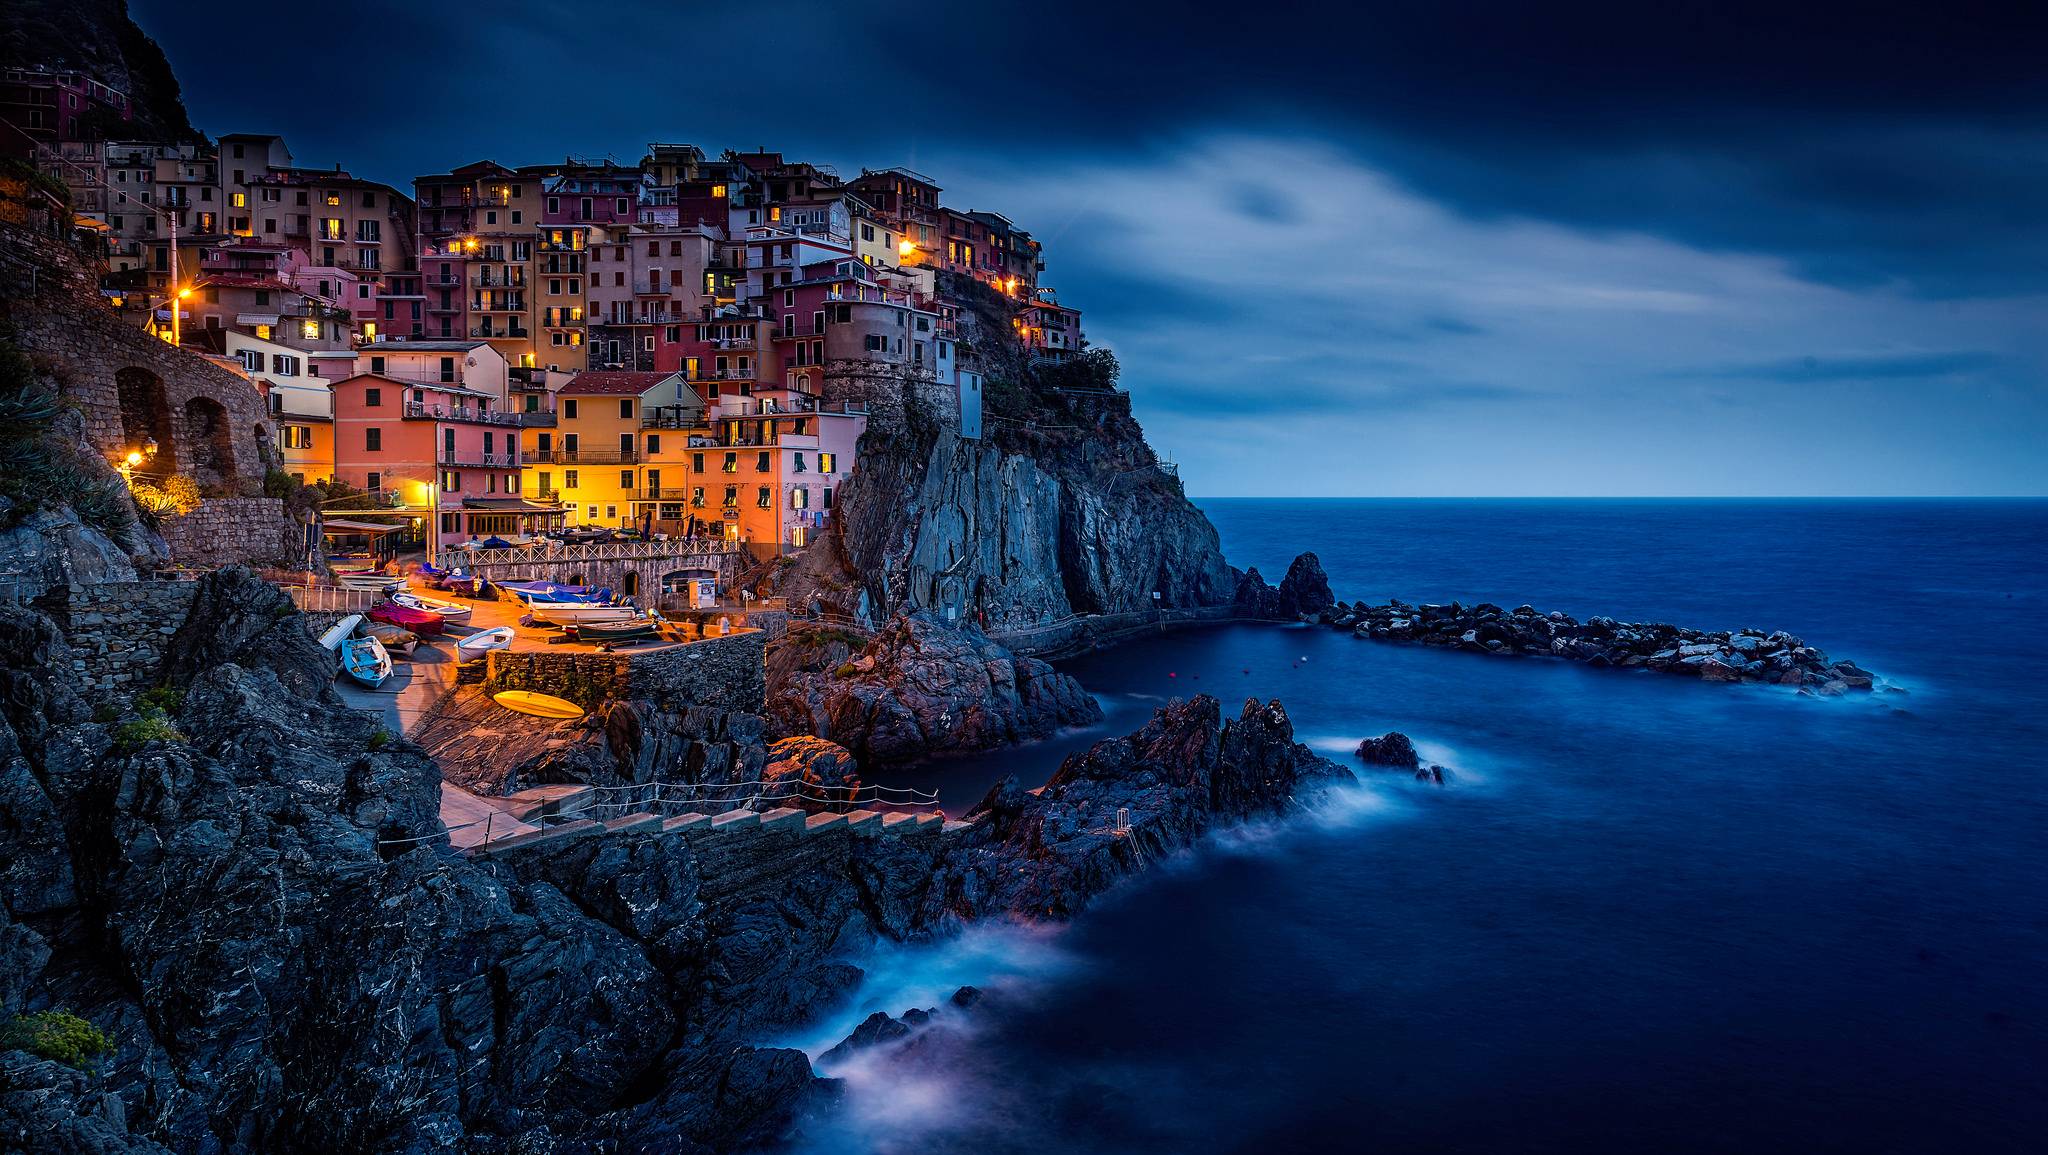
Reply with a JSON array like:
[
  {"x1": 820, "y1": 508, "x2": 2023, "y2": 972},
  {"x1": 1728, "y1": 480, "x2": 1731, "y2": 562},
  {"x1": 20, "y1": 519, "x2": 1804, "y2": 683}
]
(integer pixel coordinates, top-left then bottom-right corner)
[
  {"x1": 527, "y1": 601, "x2": 644, "y2": 626},
  {"x1": 500, "y1": 580, "x2": 595, "y2": 603},
  {"x1": 336, "y1": 571, "x2": 402, "y2": 594},
  {"x1": 368, "y1": 600, "x2": 446, "y2": 637},
  {"x1": 360, "y1": 621, "x2": 417, "y2": 657},
  {"x1": 571, "y1": 619, "x2": 660, "y2": 645},
  {"x1": 492, "y1": 690, "x2": 585, "y2": 719},
  {"x1": 455, "y1": 626, "x2": 515, "y2": 658},
  {"x1": 392, "y1": 591, "x2": 473, "y2": 624},
  {"x1": 317, "y1": 613, "x2": 364, "y2": 652},
  {"x1": 339, "y1": 634, "x2": 392, "y2": 689}
]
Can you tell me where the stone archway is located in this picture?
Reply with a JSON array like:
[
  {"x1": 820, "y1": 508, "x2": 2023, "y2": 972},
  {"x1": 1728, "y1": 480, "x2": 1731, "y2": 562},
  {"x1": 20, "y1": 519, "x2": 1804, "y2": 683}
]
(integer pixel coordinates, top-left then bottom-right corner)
[
  {"x1": 115, "y1": 366, "x2": 177, "y2": 472},
  {"x1": 180, "y1": 396, "x2": 237, "y2": 490}
]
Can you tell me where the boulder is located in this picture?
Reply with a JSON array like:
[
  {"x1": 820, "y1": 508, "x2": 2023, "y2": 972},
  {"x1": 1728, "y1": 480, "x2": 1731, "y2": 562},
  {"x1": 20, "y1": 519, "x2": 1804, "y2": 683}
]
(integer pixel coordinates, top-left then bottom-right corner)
[
  {"x1": 1275, "y1": 552, "x2": 1336, "y2": 618},
  {"x1": 1354, "y1": 732, "x2": 1421, "y2": 769}
]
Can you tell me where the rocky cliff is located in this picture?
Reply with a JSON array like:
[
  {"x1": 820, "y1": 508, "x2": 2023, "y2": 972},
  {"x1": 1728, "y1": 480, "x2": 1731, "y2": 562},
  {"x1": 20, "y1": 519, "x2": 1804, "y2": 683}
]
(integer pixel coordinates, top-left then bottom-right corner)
[
  {"x1": 777, "y1": 279, "x2": 1236, "y2": 644},
  {"x1": 2, "y1": 0, "x2": 200, "y2": 141},
  {"x1": 1, "y1": 567, "x2": 1351, "y2": 1153}
]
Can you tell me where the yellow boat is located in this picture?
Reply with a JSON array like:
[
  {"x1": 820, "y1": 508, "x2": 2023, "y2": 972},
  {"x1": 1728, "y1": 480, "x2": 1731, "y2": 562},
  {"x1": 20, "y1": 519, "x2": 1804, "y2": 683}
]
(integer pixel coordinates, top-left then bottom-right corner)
[{"x1": 491, "y1": 690, "x2": 585, "y2": 720}]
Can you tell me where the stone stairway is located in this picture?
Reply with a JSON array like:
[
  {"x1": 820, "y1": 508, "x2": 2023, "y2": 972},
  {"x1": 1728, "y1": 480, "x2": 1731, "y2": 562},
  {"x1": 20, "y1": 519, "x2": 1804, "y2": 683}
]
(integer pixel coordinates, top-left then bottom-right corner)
[{"x1": 464, "y1": 802, "x2": 976, "y2": 862}]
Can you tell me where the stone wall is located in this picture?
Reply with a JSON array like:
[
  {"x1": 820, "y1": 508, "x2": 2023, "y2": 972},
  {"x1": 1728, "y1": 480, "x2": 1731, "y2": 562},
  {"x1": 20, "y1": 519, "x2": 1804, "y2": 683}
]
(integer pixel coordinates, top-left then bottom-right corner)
[
  {"x1": 0, "y1": 221, "x2": 277, "y2": 491},
  {"x1": 480, "y1": 630, "x2": 766, "y2": 711},
  {"x1": 35, "y1": 580, "x2": 200, "y2": 698},
  {"x1": 158, "y1": 498, "x2": 308, "y2": 569}
]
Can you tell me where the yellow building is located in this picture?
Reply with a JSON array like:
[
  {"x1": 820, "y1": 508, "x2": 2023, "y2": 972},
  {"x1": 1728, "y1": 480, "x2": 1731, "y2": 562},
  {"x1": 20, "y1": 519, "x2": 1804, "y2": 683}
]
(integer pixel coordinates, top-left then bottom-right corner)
[{"x1": 524, "y1": 371, "x2": 704, "y2": 528}]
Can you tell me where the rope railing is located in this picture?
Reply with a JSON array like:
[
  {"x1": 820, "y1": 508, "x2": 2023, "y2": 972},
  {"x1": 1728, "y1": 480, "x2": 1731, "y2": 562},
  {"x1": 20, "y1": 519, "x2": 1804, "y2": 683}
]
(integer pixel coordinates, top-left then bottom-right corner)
[{"x1": 375, "y1": 780, "x2": 943, "y2": 851}]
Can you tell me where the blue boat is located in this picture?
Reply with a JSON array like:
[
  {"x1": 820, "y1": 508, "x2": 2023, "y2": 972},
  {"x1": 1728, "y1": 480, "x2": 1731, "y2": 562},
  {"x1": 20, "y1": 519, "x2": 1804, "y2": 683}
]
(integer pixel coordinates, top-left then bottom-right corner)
[{"x1": 499, "y1": 580, "x2": 597, "y2": 603}]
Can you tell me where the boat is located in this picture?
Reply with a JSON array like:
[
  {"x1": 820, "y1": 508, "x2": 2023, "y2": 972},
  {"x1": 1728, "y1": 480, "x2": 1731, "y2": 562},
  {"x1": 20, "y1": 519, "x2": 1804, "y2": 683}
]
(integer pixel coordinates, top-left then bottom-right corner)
[
  {"x1": 571, "y1": 619, "x2": 660, "y2": 645},
  {"x1": 359, "y1": 622, "x2": 417, "y2": 657},
  {"x1": 317, "y1": 613, "x2": 364, "y2": 652},
  {"x1": 454, "y1": 626, "x2": 515, "y2": 658},
  {"x1": 368, "y1": 600, "x2": 446, "y2": 637},
  {"x1": 339, "y1": 634, "x2": 392, "y2": 689},
  {"x1": 336, "y1": 571, "x2": 402, "y2": 594},
  {"x1": 492, "y1": 690, "x2": 585, "y2": 720},
  {"x1": 500, "y1": 580, "x2": 596, "y2": 603},
  {"x1": 526, "y1": 601, "x2": 645, "y2": 627},
  {"x1": 392, "y1": 591, "x2": 473, "y2": 624}
]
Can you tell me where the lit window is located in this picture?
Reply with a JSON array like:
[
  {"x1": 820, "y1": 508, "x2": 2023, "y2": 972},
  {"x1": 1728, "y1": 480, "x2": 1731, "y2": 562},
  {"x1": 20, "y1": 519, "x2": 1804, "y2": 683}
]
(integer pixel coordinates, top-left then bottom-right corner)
[{"x1": 301, "y1": 319, "x2": 319, "y2": 339}]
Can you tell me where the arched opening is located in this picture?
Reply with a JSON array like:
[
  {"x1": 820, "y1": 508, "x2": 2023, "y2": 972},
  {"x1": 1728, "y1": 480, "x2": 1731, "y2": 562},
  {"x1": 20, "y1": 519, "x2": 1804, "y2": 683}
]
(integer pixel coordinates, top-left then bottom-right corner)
[
  {"x1": 181, "y1": 397, "x2": 237, "y2": 489},
  {"x1": 114, "y1": 366, "x2": 176, "y2": 472},
  {"x1": 622, "y1": 571, "x2": 640, "y2": 597}
]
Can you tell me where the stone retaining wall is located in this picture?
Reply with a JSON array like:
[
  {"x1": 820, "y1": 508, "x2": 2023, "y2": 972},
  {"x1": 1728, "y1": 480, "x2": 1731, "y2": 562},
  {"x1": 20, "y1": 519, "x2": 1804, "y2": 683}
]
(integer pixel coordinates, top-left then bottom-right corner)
[
  {"x1": 36, "y1": 580, "x2": 200, "y2": 698},
  {"x1": 480, "y1": 630, "x2": 766, "y2": 711},
  {"x1": 158, "y1": 498, "x2": 307, "y2": 569}
]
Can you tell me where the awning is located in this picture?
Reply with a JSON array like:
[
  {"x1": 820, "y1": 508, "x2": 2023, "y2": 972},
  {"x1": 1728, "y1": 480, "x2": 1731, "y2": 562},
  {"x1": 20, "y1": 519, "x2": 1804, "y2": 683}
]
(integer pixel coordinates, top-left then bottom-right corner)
[
  {"x1": 236, "y1": 313, "x2": 281, "y2": 326},
  {"x1": 323, "y1": 518, "x2": 407, "y2": 534},
  {"x1": 461, "y1": 497, "x2": 564, "y2": 511}
]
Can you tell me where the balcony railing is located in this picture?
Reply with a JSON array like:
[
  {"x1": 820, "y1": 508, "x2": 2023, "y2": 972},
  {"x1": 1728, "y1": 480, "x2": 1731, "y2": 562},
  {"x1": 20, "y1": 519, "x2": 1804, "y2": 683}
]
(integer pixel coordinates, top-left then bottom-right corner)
[
  {"x1": 404, "y1": 401, "x2": 524, "y2": 427},
  {"x1": 437, "y1": 450, "x2": 517, "y2": 468},
  {"x1": 471, "y1": 297, "x2": 527, "y2": 313},
  {"x1": 536, "y1": 448, "x2": 639, "y2": 465},
  {"x1": 518, "y1": 410, "x2": 558, "y2": 427},
  {"x1": 469, "y1": 325, "x2": 531, "y2": 339},
  {"x1": 472, "y1": 272, "x2": 526, "y2": 288}
]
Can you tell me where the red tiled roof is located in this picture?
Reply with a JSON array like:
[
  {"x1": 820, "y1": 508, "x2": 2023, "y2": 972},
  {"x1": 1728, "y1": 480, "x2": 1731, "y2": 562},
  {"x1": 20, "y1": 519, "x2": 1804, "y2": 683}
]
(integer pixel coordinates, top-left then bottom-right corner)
[{"x1": 560, "y1": 371, "x2": 675, "y2": 395}]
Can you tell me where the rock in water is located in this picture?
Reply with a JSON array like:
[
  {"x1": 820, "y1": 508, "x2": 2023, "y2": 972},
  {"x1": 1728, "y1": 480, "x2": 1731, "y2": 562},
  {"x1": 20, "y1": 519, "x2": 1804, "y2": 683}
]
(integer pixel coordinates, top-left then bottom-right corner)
[
  {"x1": 1277, "y1": 552, "x2": 1336, "y2": 618},
  {"x1": 1355, "y1": 732, "x2": 1422, "y2": 768}
]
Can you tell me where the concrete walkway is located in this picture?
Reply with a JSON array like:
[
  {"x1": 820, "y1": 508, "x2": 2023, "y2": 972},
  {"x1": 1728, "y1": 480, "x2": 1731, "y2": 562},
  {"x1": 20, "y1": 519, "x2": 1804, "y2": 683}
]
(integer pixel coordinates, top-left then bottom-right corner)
[{"x1": 331, "y1": 634, "x2": 462, "y2": 737}]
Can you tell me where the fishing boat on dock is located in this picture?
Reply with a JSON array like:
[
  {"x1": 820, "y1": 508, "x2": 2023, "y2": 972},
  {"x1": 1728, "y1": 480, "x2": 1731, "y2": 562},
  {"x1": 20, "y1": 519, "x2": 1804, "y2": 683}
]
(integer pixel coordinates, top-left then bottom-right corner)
[
  {"x1": 339, "y1": 634, "x2": 392, "y2": 689},
  {"x1": 368, "y1": 599, "x2": 446, "y2": 637},
  {"x1": 392, "y1": 591, "x2": 473, "y2": 624},
  {"x1": 359, "y1": 621, "x2": 417, "y2": 657},
  {"x1": 525, "y1": 600, "x2": 644, "y2": 627},
  {"x1": 455, "y1": 626, "x2": 516, "y2": 658}
]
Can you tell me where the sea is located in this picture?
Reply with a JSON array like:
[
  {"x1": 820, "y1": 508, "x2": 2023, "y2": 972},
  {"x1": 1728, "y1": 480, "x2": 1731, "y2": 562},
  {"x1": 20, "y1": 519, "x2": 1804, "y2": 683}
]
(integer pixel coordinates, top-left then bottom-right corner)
[{"x1": 785, "y1": 499, "x2": 2048, "y2": 1154}]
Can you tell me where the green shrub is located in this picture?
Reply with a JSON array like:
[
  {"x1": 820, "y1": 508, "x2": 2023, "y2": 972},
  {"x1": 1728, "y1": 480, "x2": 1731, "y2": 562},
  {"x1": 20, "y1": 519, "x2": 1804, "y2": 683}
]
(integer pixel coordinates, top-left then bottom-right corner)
[
  {"x1": 367, "y1": 728, "x2": 392, "y2": 751},
  {"x1": 136, "y1": 685, "x2": 184, "y2": 716},
  {"x1": 2, "y1": 1010, "x2": 113, "y2": 1069},
  {"x1": 832, "y1": 662, "x2": 862, "y2": 679},
  {"x1": 92, "y1": 703, "x2": 120, "y2": 724},
  {"x1": 111, "y1": 707, "x2": 185, "y2": 750}
]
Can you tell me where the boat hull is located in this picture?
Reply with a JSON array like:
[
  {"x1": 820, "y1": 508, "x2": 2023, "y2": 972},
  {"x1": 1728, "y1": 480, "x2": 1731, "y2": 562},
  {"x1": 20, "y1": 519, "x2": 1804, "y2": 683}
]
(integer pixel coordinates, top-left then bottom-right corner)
[
  {"x1": 492, "y1": 690, "x2": 585, "y2": 719},
  {"x1": 528, "y1": 603, "x2": 644, "y2": 626},
  {"x1": 455, "y1": 626, "x2": 515, "y2": 658},
  {"x1": 369, "y1": 601, "x2": 446, "y2": 637},
  {"x1": 340, "y1": 636, "x2": 392, "y2": 689},
  {"x1": 393, "y1": 593, "x2": 473, "y2": 623}
]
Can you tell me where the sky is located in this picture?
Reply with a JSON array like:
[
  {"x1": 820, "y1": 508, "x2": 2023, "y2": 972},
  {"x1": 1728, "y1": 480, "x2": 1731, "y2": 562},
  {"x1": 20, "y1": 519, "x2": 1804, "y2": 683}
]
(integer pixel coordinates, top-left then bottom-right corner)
[{"x1": 133, "y1": 0, "x2": 2048, "y2": 496}]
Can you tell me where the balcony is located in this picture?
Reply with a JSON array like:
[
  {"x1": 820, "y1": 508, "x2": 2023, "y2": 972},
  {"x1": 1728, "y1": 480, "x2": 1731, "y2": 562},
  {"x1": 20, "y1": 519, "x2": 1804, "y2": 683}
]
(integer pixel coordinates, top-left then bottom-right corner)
[
  {"x1": 427, "y1": 301, "x2": 463, "y2": 314},
  {"x1": 469, "y1": 325, "x2": 531, "y2": 339},
  {"x1": 537, "y1": 448, "x2": 639, "y2": 465},
  {"x1": 404, "y1": 400, "x2": 525, "y2": 427},
  {"x1": 472, "y1": 272, "x2": 525, "y2": 288},
  {"x1": 629, "y1": 487, "x2": 696, "y2": 502},
  {"x1": 518, "y1": 410, "x2": 558, "y2": 427},
  {"x1": 437, "y1": 450, "x2": 517, "y2": 468},
  {"x1": 470, "y1": 297, "x2": 528, "y2": 313}
]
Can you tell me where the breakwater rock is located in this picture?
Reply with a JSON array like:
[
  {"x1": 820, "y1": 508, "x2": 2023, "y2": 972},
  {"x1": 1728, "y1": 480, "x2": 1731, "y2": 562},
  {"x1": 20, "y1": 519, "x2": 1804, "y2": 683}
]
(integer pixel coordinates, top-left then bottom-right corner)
[{"x1": 1316, "y1": 594, "x2": 1876, "y2": 691}]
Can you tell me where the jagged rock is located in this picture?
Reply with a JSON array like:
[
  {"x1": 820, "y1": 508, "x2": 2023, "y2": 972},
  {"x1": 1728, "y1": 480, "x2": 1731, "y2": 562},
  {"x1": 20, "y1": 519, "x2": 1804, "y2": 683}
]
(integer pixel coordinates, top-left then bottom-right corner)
[
  {"x1": 0, "y1": 506, "x2": 140, "y2": 587},
  {"x1": 765, "y1": 613, "x2": 1102, "y2": 763},
  {"x1": 949, "y1": 985, "x2": 983, "y2": 1009},
  {"x1": 945, "y1": 696, "x2": 1354, "y2": 919},
  {"x1": 819, "y1": 1010, "x2": 917, "y2": 1065},
  {"x1": 1277, "y1": 552, "x2": 1335, "y2": 618},
  {"x1": 763, "y1": 734, "x2": 860, "y2": 792},
  {"x1": 1416, "y1": 765, "x2": 1449, "y2": 785},
  {"x1": 1355, "y1": 732, "x2": 1422, "y2": 769},
  {"x1": 1233, "y1": 566, "x2": 1286, "y2": 619}
]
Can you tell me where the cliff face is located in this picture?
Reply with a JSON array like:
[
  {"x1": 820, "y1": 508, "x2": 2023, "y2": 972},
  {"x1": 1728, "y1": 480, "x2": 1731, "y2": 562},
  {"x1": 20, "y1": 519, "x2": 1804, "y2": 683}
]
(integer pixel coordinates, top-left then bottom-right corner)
[
  {"x1": 781, "y1": 280, "x2": 1236, "y2": 646},
  {"x1": 1, "y1": 0, "x2": 200, "y2": 141}
]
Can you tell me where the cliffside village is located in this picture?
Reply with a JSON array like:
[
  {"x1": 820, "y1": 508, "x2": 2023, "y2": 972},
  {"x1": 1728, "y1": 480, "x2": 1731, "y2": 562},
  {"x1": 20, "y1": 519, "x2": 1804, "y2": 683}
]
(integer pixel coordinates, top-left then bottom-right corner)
[{"x1": 7, "y1": 66, "x2": 1086, "y2": 562}]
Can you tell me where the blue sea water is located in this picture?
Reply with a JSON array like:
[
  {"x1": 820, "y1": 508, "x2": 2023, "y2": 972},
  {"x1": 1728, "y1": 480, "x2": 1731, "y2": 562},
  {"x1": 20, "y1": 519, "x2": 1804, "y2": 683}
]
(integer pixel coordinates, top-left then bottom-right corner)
[{"x1": 794, "y1": 499, "x2": 2048, "y2": 1154}]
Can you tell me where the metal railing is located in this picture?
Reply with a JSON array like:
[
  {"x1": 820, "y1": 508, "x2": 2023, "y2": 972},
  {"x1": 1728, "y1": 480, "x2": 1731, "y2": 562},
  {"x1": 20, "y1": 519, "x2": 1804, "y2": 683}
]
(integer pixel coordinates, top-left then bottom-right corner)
[
  {"x1": 404, "y1": 401, "x2": 524, "y2": 427},
  {"x1": 283, "y1": 584, "x2": 381, "y2": 612}
]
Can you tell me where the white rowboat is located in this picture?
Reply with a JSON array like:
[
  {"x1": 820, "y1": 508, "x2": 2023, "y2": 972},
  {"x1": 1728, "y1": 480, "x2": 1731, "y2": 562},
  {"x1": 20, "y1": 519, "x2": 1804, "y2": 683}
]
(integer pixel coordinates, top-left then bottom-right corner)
[
  {"x1": 526, "y1": 601, "x2": 645, "y2": 626},
  {"x1": 455, "y1": 626, "x2": 515, "y2": 658},
  {"x1": 392, "y1": 592, "x2": 473, "y2": 624}
]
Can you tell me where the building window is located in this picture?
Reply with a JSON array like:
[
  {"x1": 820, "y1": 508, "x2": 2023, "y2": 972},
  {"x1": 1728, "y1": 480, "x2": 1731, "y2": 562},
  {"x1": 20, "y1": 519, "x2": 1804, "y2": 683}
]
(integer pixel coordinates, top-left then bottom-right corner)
[
  {"x1": 822, "y1": 486, "x2": 833, "y2": 509},
  {"x1": 791, "y1": 487, "x2": 809, "y2": 510},
  {"x1": 792, "y1": 453, "x2": 807, "y2": 473},
  {"x1": 365, "y1": 428, "x2": 381, "y2": 451},
  {"x1": 564, "y1": 399, "x2": 579, "y2": 419},
  {"x1": 819, "y1": 451, "x2": 836, "y2": 473},
  {"x1": 364, "y1": 387, "x2": 381, "y2": 407},
  {"x1": 367, "y1": 471, "x2": 381, "y2": 490},
  {"x1": 439, "y1": 357, "x2": 455, "y2": 383},
  {"x1": 756, "y1": 486, "x2": 772, "y2": 509},
  {"x1": 722, "y1": 486, "x2": 737, "y2": 507},
  {"x1": 691, "y1": 487, "x2": 704, "y2": 507},
  {"x1": 619, "y1": 399, "x2": 633, "y2": 419},
  {"x1": 620, "y1": 470, "x2": 634, "y2": 489},
  {"x1": 722, "y1": 453, "x2": 737, "y2": 473},
  {"x1": 756, "y1": 451, "x2": 771, "y2": 472},
  {"x1": 565, "y1": 469, "x2": 579, "y2": 489}
]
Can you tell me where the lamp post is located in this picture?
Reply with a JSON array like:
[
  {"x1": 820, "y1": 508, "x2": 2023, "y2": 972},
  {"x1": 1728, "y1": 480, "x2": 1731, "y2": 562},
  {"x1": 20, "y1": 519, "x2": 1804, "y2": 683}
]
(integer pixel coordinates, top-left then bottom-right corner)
[{"x1": 425, "y1": 479, "x2": 439, "y2": 568}]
